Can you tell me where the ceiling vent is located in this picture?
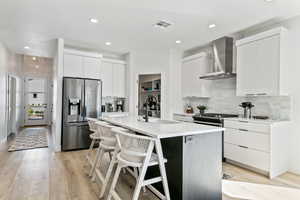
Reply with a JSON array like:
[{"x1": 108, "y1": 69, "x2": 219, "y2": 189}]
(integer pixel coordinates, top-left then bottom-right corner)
[{"x1": 154, "y1": 20, "x2": 172, "y2": 29}]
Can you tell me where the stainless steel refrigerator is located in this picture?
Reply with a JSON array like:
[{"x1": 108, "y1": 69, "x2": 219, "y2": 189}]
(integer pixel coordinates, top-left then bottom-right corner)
[{"x1": 62, "y1": 77, "x2": 102, "y2": 151}]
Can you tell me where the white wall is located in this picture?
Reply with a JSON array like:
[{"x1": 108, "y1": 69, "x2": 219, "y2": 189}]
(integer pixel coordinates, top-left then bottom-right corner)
[
  {"x1": 51, "y1": 38, "x2": 64, "y2": 152},
  {"x1": 232, "y1": 16, "x2": 300, "y2": 174},
  {"x1": 127, "y1": 49, "x2": 183, "y2": 119},
  {"x1": 168, "y1": 49, "x2": 183, "y2": 118},
  {"x1": 0, "y1": 42, "x2": 22, "y2": 142},
  {"x1": 279, "y1": 17, "x2": 300, "y2": 174},
  {"x1": 179, "y1": 15, "x2": 300, "y2": 174}
]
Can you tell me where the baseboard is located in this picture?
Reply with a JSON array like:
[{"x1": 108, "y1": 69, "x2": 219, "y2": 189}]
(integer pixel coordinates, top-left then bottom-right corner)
[
  {"x1": 54, "y1": 144, "x2": 61, "y2": 152},
  {"x1": 288, "y1": 169, "x2": 300, "y2": 176},
  {"x1": 0, "y1": 138, "x2": 7, "y2": 144}
]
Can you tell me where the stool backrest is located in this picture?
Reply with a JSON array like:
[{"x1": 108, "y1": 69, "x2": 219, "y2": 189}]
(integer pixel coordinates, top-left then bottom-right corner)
[
  {"x1": 87, "y1": 118, "x2": 98, "y2": 132},
  {"x1": 95, "y1": 121, "x2": 118, "y2": 147},
  {"x1": 112, "y1": 128, "x2": 154, "y2": 164}
]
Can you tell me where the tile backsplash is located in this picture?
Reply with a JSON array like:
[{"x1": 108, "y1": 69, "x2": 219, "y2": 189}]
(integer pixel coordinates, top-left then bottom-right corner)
[{"x1": 183, "y1": 78, "x2": 291, "y2": 120}]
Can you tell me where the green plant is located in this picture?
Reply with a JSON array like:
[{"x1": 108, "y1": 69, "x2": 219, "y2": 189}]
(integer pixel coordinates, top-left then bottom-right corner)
[{"x1": 197, "y1": 105, "x2": 207, "y2": 111}]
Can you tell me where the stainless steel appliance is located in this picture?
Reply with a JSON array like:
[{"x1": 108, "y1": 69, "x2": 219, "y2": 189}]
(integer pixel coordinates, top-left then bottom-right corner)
[
  {"x1": 239, "y1": 102, "x2": 255, "y2": 118},
  {"x1": 199, "y1": 37, "x2": 235, "y2": 80},
  {"x1": 62, "y1": 77, "x2": 102, "y2": 151},
  {"x1": 193, "y1": 113, "x2": 238, "y2": 160},
  {"x1": 115, "y1": 99, "x2": 125, "y2": 112}
]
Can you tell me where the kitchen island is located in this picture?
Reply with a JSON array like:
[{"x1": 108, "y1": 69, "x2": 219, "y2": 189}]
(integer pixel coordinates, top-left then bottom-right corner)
[{"x1": 102, "y1": 116, "x2": 225, "y2": 200}]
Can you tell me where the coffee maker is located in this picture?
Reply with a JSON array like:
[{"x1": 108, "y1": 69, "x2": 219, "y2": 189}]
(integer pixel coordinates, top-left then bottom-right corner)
[
  {"x1": 239, "y1": 102, "x2": 255, "y2": 118},
  {"x1": 115, "y1": 99, "x2": 125, "y2": 112}
]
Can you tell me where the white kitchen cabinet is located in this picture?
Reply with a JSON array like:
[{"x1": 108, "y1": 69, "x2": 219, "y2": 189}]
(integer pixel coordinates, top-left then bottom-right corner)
[
  {"x1": 113, "y1": 63, "x2": 126, "y2": 98},
  {"x1": 101, "y1": 59, "x2": 126, "y2": 98},
  {"x1": 182, "y1": 53, "x2": 211, "y2": 98},
  {"x1": 83, "y1": 57, "x2": 101, "y2": 79},
  {"x1": 101, "y1": 61, "x2": 114, "y2": 97},
  {"x1": 236, "y1": 27, "x2": 288, "y2": 96},
  {"x1": 63, "y1": 54, "x2": 83, "y2": 78},
  {"x1": 63, "y1": 49, "x2": 102, "y2": 79},
  {"x1": 224, "y1": 118, "x2": 290, "y2": 178}
]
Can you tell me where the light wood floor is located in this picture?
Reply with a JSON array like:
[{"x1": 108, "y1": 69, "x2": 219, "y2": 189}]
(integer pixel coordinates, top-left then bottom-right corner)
[{"x1": 1, "y1": 127, "x2": 300, "y2": 200}]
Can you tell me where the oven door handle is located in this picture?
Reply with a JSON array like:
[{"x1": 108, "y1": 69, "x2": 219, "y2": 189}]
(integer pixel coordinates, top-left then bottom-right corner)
[{"x1": 193, "y1": 121, "x2": 221, "y2": 127}]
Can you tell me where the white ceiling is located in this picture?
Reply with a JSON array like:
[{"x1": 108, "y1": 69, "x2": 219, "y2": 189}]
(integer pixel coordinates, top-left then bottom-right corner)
[{"x1": 0, "y1": 0, "x2": 300, "y2": 57}]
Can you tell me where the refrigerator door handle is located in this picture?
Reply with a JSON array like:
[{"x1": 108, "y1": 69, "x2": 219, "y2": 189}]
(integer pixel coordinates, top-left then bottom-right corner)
[{"x1": 81, "y1": 81, "x2": 85, "y2": 121}]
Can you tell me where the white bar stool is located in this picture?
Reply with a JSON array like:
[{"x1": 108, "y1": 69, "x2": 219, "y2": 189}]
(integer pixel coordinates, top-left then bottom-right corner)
[
  {"x1": 89, "y1": 121, "x2": 117, "y2": 178},
  {"x1": 86, "y1": 118, "x2": 102, "y2": 166},
  {"x1": 97, "y1": 127, "x2": 135, "y2": 199},
  {"x1": 106, "y1": 128, "x2": 169, "y2": 200}
]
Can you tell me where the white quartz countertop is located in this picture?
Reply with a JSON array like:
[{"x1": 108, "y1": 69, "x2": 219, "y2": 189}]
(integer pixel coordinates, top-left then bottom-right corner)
[
  {"x1": 102, "y1": 116, "x2": 224, "y2": 139},
  {"x1": 102, "y1": 112, "x2": 129, "y2": 117},
  {"x1": 224, "y1": 117, "x2": 290, "y2": 124},
  {"x1": 173, "y1": 113, "x2": 196, "y2": 117}
]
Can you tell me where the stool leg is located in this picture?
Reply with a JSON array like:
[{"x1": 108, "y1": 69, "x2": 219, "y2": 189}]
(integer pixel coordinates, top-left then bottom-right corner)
[
  {"x1": 99, "y1": 152, "x2": 117, "y2": 198},
  {"x1": 86, "y1": 139, "x2": 95, "y2": 160},
  {"x1": 89, "y1": 146, "x2": 104, "y2": 177},
  {"x1": 107, "y1": 164, "x2": 122, "y2": 200},
  {"x1": 91, "y1": 150, "x2": 105, "y2": 182},
  {"x1": 132, "y1": 142, "x2": 154, "y2": 200},
  {"x1": 136, "y1": 168, "x2": 146, "y2": 193},
  {"x1": 155, "y1": 139, "x2": 171, "y2": 200}
]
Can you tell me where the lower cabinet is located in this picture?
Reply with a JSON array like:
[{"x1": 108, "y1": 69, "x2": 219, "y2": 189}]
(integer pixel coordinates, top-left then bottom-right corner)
[
  {"x1": 224, "y1": 119, "x2": 290, "y2": 178},
  {"x1": 224, "y1": 143, "x2": 269, "y2": 172}
]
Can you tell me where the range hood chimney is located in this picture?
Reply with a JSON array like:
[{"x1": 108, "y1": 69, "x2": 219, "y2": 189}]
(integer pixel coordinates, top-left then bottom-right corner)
[{"x1": 199, "y1": 37, "x2": 235, "y2": 80}]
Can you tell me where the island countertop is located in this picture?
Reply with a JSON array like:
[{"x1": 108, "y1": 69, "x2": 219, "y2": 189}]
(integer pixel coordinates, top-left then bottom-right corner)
[{"x1": 102, "y1": 116, "x2": 225, "y2": 139}]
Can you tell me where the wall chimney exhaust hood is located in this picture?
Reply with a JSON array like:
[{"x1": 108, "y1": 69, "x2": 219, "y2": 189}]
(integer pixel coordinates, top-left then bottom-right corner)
[{"x1": 199, "y1": 37, "x2": 235, "y2": 80}]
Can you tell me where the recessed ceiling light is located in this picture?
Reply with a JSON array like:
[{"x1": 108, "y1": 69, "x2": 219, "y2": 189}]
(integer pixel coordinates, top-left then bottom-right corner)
[
  {"x1": 265, "y1": 0, "x2": 273, "y2": 2},
  {"x1": 105, "y1": 42, "x2": 111, "y2": 46},
  {"x1": 89, "y1": 18, "x2": 99, "y2": 23},
  {"x1": 24, "y1": 46, "x2": 30, "y2": 49},
  {"x1": 208, "y1": 24, "x2": 216, "y2": 29},
  {"x1": 175, "y1": 40, "x2": 182, "y2": 44},
  {"x1": 35, "y1": 65, "x2": 39, "y2": 69},
  {"x1": 32, "y1": 57, "x2": 36, "y2": 61}
]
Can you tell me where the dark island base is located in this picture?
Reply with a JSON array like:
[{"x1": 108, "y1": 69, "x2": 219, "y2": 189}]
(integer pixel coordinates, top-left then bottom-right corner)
[{"x1": 146, "y1": 132, "x2": 222, "y2": 200}]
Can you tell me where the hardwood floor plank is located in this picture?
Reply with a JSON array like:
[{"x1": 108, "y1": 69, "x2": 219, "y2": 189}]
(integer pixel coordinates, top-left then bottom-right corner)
[{"x1": 0, "y1": 127, "x2": 300, "y2": 200}]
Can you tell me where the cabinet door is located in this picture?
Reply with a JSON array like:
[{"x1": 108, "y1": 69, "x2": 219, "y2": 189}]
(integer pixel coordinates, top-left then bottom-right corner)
[
  {"x1": 83, "y1": 57, "x2": 101, "y2": 79},
  {"x1": 182, "y1": 55, "x2": 211, "y2": 97},
  {"x1": 113, "y1": 63, "x2": 126, "y2": 98},
  {"x1": 63, "y1": 54, "x2": 83, "y2": 77},
  {"x1": 237, "y1": 35, "x2": 280, "y2": 96},
  {"x1": 101, "y1": 61, "x2": 113, "y2": 97}
]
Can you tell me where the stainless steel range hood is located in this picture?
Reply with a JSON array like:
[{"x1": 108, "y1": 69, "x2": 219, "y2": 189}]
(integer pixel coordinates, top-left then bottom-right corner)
[{"x1": 199, "y1": 37, "x2": 235, "y2": 80}]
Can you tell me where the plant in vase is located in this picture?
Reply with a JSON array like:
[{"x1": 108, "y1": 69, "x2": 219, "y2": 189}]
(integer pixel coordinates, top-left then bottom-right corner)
[{"x1": 197, "y1": 105, "x2": 207, "y2": 115}]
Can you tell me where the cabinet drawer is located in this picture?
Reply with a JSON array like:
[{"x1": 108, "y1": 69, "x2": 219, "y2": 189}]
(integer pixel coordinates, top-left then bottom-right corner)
[
  {"x1": 173, "y1": 114, "x2": 193, "y2": 122},
  {"x1": 224, "y1": 128, "x2": 270, "y2": 152},
  {"x1": 224, "y1": 142, "x2": 269, "y2": 171},
  {"x1": 224, "y1": 120, "x2": 270, "y2": 133}
]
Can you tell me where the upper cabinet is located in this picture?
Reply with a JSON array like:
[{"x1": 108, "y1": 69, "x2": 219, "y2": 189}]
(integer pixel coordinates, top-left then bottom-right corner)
[
  {"x1": 63, "y1": 49, "x2": 126, "y2": 98},
  {"x1": 236, "y1": 27, "x2": 288, "y2": 96},
  {"x1": 83, "y1": 57, "x2": 101, "y2": 79},
  {"x1": 63, "y1": 53, "x2": 83, "y2": 78},
  {"x1": 63, "y1": 49, "x2": 102, "y2": 79},
  {"x1": 113, "y1": 63, "x2": 126, "y2": 98},
  {"x1": 101, "y1": 60, "x2": 114, "y2": 97},
  {"x1": 101, "y1": 59, "x2": 126, "y2": 98},
  {"x1": 181, "y1": 53, "x2": 211, "y2": 98}
]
